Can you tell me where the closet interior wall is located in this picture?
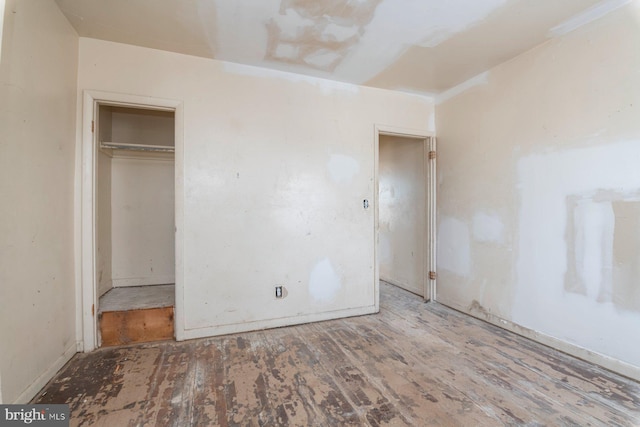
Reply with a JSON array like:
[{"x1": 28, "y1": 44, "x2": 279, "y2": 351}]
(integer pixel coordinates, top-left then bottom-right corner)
[
  {"x1": 96, "y1": 105, "x2": 175, "y2": 297},
  {"x1": 378, "y1": 135, "x2": 426, "y2": 297}
]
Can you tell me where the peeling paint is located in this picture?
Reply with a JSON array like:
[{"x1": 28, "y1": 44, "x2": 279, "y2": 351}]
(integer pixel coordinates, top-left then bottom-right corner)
[{"x1": 309, "y1": 258, "x2": 341, "y2": 302}]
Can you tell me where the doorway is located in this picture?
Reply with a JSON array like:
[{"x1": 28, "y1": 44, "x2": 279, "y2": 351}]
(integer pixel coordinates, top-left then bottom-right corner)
[
  {"x1": 375, "y1": 127, "x2": 436, "y2": 302},
  {"x1": 80, "y1": 91, "x2": 184, "y2": 351},
  {"x1": 96, "y1": 104, "x2": 175, "y2": 346}
]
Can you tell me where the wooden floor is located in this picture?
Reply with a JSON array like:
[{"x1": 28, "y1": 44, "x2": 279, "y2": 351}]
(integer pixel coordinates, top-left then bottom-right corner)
[{"x1": 34, "y1": 283, "x2": 640, "y2": 426}]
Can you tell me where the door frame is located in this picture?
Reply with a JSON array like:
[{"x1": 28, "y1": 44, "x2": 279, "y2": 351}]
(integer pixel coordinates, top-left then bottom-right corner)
[
  {"x1": 79, "y1": 90, "x2": 184, "y2": 352},
  {"x1": 374, "y1": 125, "x2": 436, "y2": 304}
]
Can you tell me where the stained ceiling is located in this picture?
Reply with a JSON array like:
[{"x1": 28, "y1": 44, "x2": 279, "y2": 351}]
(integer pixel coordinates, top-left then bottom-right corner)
[{"x1": 55, "y1": 0, "x2": 607, "y2": 95}]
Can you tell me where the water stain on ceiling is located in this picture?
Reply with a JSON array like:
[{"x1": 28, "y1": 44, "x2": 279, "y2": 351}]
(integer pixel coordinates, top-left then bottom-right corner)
[
  {"x1": 265, "y1": 0, "x2": 383, "y2": 72},
  {"x1": 54, "y1": 0, "x2": 605, "y2": 95}
]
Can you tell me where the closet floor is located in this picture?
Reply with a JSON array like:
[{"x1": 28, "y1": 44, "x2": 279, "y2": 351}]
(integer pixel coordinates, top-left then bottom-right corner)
[
  {"x1": 99, "y1": 284, "x2": 175, "y2": 312},
  {"x1": 99, "y1": 284, "x2": 175, "y2": 347}
]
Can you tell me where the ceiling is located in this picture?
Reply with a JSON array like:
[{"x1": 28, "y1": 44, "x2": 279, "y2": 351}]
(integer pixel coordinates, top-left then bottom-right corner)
[{"x1": 55, "y1": 0, "x2": 606, "y2": 96}]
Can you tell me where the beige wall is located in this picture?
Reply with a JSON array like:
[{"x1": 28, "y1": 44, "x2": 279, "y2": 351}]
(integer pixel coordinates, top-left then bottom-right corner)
[
  {"x1": 436, "y1": 3, "x2": 640, "y2": 378},
  {"x1": 77, "y1": 38, "x2": 435, "y2": 340},
  {"x1": 379, "y1": 135, "x2": 426, "y2": 296},
  {"x1": 0, "y1": 0, "x2": 78, "y2": 403},
  {"x1": 110, "y1": 153, "x2": 175, "y2": 287}
]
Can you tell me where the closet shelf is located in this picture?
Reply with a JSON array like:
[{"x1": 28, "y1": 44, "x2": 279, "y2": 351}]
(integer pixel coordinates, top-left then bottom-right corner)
[{"x1": 100, "y1": 141, "x2": 174, "y2": 153}]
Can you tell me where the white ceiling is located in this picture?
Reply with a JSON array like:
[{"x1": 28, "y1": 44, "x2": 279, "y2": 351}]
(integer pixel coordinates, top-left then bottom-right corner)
[{"x1": 55, "y1": 0, "x2": 606, "y2": 95}]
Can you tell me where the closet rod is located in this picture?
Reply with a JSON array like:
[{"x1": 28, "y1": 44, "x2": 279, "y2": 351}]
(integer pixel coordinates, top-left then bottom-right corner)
[{"x1": 100, "y1": 141, "x2": 175, "y2": 153}]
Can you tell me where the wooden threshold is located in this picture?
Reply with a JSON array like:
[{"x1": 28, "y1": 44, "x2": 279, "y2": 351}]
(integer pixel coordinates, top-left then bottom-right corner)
[{"x1": 100, "y1": 306, "x2": 174, "y2": 347}]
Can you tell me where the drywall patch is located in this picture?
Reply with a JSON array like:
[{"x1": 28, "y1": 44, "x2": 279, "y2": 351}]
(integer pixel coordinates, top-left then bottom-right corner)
[
  {"x1": 472, "y1": 212, "x2": 505, "y2": 243},
  {"x1": 438, "y1": 217, "x2": 471, "y2": 277},
  {"x1": 328, "y1": 154, "x2": 360, "y2": 184},
  {"x1": 564, "y1": 195, "x2": 614, "y2": 301},
  {"x1": 265, "y1": 0, "x2": 383, "y2": 72},
  {"x1": 309, "y1": 258, "x2": 341, "y2": 302},
  {"x1": 612, "y1": 200, "x2": 640, "y2": 312},
  {"x1": 211, "y1": 0, "x2": 505, "y2": 85},
  {"x1": 304, "y1": 49, "x2": 343, "y2": 69},
  {"x1": 515, "y1": 140, "x2": 640, "y2": 367},
  {"x1": 561, "y1": 190, "x2": 640, "y2": 311}
]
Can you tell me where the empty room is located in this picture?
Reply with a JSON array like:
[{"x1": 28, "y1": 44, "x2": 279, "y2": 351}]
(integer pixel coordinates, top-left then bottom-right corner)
[{"x1": 1, "y1": 0, "x2": 640, "y2": 425}]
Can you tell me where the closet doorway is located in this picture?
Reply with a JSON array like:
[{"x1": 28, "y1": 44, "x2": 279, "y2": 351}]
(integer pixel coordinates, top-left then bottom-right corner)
[
  {"x1": 80, "y1": 91, "x2": 184, "y2": 351},
  {"x1": 374, "y1": 126, "x2": 436, "y2": 304},
  {"x1": 96, "y1": 104, "x2": 175, "y2": 346}
]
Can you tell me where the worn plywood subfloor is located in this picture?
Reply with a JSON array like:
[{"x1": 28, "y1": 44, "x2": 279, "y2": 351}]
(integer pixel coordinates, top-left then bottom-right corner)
[
  {"x1": 99, "y1": 285, "x2": 175, "y2": 347},
  {"x1": 99, "y1": 284, "x2": 175, "y2": 313},
  {"x1": 34, "y1": 282, "x2": 640, "y2": 426},
  {"x1": 100, "y1": 307, "x2": 175, "y2": 347}
]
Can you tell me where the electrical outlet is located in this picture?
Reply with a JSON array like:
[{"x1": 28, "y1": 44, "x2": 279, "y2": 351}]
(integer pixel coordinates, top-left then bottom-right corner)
[{"x1": 275, "y1": 286, "x2": 283, "y2": 299}]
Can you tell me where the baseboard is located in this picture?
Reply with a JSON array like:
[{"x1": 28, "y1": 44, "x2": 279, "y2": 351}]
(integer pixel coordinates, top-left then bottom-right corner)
[
  {"x1": 380, "y1": 276, "x2": 407, "y2": 288},
  {"x1": 178, "y1": 305, "x2": 377, "y2": 341},
  {"x1": 380, "y1": 276, "x2": 423, "y2": 297},
  {"x1": 112, "y1": 276, "x2": 175, "y2": 287},
  {"x1": 15, "y1": 343, "x2": 77, "y2": 404},
  {"x1": 98, "y1": 281, "x2": 112, "y2": 297},
  {"x1": 437, "y1": 299, "x2": 640, "y2": 382}
]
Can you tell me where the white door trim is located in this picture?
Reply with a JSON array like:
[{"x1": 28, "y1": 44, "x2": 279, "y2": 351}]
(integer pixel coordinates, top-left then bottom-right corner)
[
  {"x1": 374, "y1": 125, "x2": 436, "y2": 304},
  {"x1": 79, "y1": 90, "x2": 184, "y2": 351}
]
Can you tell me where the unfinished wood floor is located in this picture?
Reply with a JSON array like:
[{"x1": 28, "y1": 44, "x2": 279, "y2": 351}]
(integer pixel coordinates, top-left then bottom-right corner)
[{"x1": 34, "y1": 282, "x2": 640, "y2": 426}]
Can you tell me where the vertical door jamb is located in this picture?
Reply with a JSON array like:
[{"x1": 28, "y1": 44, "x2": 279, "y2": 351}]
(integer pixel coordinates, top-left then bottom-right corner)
[{"x1": 427, "y1": 136, "x2": 437, "y2": 301}]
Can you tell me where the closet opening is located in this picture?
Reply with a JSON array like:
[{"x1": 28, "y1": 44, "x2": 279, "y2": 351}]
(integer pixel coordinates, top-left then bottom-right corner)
[
  {"x1": 373, "y1": 126, "x2": 436, "y2": 307},
  {"x1": 95, "y1": 104, "x2": 176, "y2": 347},
  {"x1": 378, "y1": 134, "x2": 427, "y2": 298}
]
